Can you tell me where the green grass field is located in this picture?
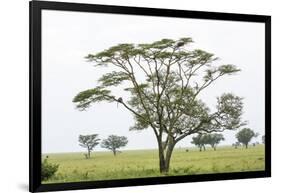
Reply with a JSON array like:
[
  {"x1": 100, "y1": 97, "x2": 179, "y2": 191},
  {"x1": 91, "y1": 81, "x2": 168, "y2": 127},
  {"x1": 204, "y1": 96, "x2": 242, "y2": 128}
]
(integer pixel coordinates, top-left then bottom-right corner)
[{"x1": 42, "y1": 145, "x2": 265, "y2": 184}]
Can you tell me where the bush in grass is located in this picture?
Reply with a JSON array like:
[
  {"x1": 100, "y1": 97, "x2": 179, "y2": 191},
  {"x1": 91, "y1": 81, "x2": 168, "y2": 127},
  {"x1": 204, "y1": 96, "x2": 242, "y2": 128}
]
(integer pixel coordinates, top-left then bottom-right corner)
[{"x1": 41, "y1": 157, "x2": 59, "y2": 181}]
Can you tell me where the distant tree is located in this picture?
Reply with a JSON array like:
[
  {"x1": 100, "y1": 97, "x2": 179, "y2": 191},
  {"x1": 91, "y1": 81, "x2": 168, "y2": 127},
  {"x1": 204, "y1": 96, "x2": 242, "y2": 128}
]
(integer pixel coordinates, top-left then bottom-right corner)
[
  {"x1": 262, "y1": 135, "x2": 265, "y2": 144},
  {"x1": 191, "y1": 134, "x2": 207, "y2": 151},
  {"x1": 232, "y1": 142, "x2": 241, "y2": 149},
  {"x1": 78, "y1": 134, "x2": 100, "y2": 159},
  {"x1": 101, "y1": 135, "x2": 128, "y2": 156},
  {"x1": 255, "y1": 132, "x2": 260, "y2": 138},
  {"x1": 235, "y1": 128, "x2": 257, "y2": 148},
  {"x1": 192, "y1": 133, "x2": 224, "y2": 151},
  {"x1": 205, "y1": 133, "x2": 225, "y2": 150}
]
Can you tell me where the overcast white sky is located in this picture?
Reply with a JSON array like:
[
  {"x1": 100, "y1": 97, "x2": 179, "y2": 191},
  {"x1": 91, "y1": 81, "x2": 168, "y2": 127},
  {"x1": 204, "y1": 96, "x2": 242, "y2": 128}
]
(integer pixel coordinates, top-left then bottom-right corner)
[{"x1": 42, "y1": 10, "x2": 265, "y2": 153}]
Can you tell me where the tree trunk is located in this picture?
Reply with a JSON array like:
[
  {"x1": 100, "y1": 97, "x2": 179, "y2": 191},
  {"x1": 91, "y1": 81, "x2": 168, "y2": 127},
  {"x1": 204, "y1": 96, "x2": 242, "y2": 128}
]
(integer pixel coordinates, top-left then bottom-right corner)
[
  {"x1": 113, "y1": 149, "x2": 116, "y2": 156},
  {"x1": 87, "y1": 148, "x2": 91, "y2": 159},
  {"x1": 245, "y1": 143, "x2": 248, "y2": 149},
  {"x1": 159, "y1": 149, "x2": 167, "y2": 173},
  {"x1": 157, "y1": 137, "x2": 175, "y2": 174},
  {"x1": 164, "y1": 143, "x2": 175, "y2": 173}
]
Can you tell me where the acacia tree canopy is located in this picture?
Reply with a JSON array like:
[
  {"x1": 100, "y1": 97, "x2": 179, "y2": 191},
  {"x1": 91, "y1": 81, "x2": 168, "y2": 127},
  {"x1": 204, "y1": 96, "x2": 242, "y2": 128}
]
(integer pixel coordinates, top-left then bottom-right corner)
[{"x1": 73, "y1": 37, "x2": 245, "y2": 173}]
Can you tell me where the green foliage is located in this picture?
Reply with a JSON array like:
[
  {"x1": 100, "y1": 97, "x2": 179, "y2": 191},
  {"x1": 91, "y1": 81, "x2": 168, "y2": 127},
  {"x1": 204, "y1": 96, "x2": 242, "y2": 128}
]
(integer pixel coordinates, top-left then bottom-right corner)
[
  {"x1": 74, "y1": 37, "x2": 244, "y2": 137},
  {"x1": 98, "y1": 71, "x2": 129, "y2": 87},
  {"x1": 73, "y1": 87, "x2": 114, "y2": 110},
  {"x1": 236, "y1": 128, "x2": 257, "y2": 148},
  {"x1": 41, "y1": 157, "x2": 59, "y2": 181},
  {"x1": 213, "y1": 93, "x2": 245, "y2": 130},
  {"x1": 218, "y1": 64, "x2": 241, "y2": 74},
  {"x1": 101, "y1": 135, "x2": 128, "y2": 155}
]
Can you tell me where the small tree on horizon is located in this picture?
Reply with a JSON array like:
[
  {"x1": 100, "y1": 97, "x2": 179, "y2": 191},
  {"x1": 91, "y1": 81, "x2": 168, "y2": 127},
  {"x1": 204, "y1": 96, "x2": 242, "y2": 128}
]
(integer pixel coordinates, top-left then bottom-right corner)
[
  {"x1": 262, "y1": 135, "x2": 265, "y2": 144},
  {"x1": 191, "y1": 134, "x2": 207, "y2": 151},
  {"x1": 191, "y1": 133, "x2": 224, "y2": 151},
  {"x1": 232, "y1": 141, "x2": 241, "y2": 149},
  {"x1": 101, "y1": 135, "x2": 128, "y2": 156},
  {"x1": 205, "y1": 133, "x2": 224, "y2": 150},
  {"x1": 78, "y1": 134, "x2": 100, "y2": 159},
  {"x1": 235, "y1": 128, "x2": 257, "y2": 149}
]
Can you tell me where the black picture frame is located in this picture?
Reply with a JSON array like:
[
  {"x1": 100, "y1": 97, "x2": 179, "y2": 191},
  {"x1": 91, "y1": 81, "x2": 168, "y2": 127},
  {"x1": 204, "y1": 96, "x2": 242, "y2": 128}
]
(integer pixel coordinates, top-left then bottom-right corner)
[{"x1": 29, "y1": 1, "x2": 271, "y2": 192}]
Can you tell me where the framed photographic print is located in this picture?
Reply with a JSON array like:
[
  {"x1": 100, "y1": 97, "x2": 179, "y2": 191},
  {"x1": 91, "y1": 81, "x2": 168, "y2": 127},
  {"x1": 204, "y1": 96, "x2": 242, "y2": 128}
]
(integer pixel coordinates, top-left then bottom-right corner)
[{"x1": 29, "y1": 0, "x2": 271, "y2": 192}]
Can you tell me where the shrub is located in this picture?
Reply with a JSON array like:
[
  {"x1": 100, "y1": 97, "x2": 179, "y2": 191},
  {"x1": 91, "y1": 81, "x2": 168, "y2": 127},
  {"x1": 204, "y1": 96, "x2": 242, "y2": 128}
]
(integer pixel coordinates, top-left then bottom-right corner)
[{"x1": 41, "y1": 157, "x2": 59, "y2": 181}]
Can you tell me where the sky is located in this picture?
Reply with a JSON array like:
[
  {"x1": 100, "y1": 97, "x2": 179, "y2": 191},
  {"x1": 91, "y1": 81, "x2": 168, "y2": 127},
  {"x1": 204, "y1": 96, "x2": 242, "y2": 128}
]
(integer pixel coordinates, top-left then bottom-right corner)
[{"x1": 41, "y1": 10, "x2": 265, "y2": 153}]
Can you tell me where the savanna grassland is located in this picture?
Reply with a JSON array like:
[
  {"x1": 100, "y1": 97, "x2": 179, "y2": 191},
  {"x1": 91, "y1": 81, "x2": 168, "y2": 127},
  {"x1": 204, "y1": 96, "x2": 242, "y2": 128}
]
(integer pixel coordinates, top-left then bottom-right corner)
[{"x1": 42, "y1": 145, "x2": 265, "y2": 184}]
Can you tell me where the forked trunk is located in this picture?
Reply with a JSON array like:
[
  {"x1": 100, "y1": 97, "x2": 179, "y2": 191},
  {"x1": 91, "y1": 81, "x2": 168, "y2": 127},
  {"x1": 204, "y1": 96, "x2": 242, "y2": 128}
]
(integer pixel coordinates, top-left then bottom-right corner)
[{"x1": 157, "y1": 137, "x2": 176, "y2": 173}]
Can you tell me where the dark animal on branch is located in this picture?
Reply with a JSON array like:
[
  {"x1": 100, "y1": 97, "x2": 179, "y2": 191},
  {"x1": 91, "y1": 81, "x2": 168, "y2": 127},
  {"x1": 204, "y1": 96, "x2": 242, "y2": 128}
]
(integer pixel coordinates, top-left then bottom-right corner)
[
  {"x1": 117, "y1": 97, "x2": 123, "y2": 108},
  {"x1": 117, "y1": 97, "x2": 123, "y2": 103}
]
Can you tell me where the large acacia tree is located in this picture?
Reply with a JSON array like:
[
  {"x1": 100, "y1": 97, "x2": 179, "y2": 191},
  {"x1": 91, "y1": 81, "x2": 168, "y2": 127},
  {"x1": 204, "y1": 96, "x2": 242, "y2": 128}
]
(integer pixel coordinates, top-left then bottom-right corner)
[{"x1": 73, "y1": 38, "x2": 245, "y2": 173}]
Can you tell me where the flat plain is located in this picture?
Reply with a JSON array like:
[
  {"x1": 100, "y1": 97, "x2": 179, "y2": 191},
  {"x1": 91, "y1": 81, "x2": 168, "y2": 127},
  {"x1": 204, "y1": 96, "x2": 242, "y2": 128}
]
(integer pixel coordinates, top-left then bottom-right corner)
[{"x1": 42, "y1": 145, "x2": 265, "y2": 183}]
